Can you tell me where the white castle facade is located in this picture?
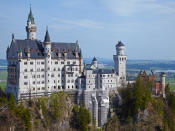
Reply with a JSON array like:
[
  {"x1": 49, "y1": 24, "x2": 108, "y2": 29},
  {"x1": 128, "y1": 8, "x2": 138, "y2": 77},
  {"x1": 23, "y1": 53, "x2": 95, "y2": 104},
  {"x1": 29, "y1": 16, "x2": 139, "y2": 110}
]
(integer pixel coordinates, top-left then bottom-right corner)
[{"x1": 6, "y1": 8, "x2": 127, "y2": 127}]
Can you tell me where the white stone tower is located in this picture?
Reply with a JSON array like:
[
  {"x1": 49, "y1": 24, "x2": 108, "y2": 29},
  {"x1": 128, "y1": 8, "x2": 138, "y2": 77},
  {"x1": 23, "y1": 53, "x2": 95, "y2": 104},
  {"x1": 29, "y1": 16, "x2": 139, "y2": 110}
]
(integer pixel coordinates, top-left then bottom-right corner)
[
  {"x1": 26, "y1": 6, "x2": 37, "y2": 40},
  {"x1": 44, "y1": 27, "x2": 51, "y2": 96},
  {"x1": 113, "y1": 41, "x2": 127, "y2": 84},
  {"x1": 160, "y1": 72, "x2": 166, "y2": 98}
]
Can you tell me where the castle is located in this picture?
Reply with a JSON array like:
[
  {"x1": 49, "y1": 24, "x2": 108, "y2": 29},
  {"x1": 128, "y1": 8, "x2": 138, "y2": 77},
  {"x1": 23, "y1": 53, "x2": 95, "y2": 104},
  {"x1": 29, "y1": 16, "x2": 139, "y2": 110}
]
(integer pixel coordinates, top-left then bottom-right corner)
[{"x1": 5, "y1": 8, "x2": 127, "y2": 127}]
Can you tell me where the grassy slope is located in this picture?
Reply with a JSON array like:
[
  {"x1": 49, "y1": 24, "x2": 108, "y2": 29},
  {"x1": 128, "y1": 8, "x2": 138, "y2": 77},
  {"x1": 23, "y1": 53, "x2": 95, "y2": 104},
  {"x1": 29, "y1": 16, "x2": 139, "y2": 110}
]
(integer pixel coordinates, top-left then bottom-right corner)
[
  {"x1": 0, "y1": 71, "x2": 7, "y2": 80},
  {"x1": 0, "y1": 82, "x2": 6, "y2": 92}
]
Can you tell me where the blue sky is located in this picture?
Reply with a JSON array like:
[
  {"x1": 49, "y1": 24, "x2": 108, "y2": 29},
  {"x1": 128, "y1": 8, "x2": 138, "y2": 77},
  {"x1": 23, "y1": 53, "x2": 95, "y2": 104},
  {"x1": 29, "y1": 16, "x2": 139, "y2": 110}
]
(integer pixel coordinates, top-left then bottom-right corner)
[{"x1": 0, "y1": 0, "x2": 175, "y2": 60}]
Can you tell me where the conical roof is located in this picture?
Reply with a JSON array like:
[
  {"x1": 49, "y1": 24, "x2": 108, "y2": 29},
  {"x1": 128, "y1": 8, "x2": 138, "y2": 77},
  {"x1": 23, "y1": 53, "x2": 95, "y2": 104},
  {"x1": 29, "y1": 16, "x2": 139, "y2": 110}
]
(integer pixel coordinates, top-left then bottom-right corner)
[
  {"x1": 92, "y1": 57, "x2": 97, "y2": 61},
  {"x1": 28, "y1": 6, "x2": 35, "y2": 24},
  {"x1": 44, "y1": 27, "x2": 50, "y2": 43},
  {"x1": 116, "y1": 41, "x2": 125, "y2": 47}
]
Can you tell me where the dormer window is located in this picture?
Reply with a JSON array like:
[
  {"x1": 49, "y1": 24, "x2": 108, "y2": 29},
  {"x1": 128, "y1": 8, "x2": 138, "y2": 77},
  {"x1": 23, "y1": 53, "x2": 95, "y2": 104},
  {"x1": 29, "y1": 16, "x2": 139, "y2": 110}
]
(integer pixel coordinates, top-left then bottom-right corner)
[
  {"x1": 24, "y1": 48, "x2": 27, "y2": 52},
  {"x1": 36, "y1": 48, "x2": 39, "y2": 52},
  {"x1": 30, "y1": 48, "x2": 33, "y2": 52}
]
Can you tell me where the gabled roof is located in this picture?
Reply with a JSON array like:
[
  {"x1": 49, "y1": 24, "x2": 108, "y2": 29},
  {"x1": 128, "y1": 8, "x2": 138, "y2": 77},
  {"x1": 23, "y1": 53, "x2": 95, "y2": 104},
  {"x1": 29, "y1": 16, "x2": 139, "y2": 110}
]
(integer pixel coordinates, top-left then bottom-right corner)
[{"x1": 7, "y1": 39, "x2": 82, "y2": 59}]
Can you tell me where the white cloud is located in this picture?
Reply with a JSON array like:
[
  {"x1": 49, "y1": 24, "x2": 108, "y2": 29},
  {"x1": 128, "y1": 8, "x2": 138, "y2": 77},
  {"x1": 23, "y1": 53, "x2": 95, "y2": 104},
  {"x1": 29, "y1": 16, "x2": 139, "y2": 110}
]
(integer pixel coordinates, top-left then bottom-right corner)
[
  {"x1": 51, "y1": 18, "x2": 104, "y2": 30},
  {"x1": 104, "y1": 0, "x2": 175, "y2": 16}
]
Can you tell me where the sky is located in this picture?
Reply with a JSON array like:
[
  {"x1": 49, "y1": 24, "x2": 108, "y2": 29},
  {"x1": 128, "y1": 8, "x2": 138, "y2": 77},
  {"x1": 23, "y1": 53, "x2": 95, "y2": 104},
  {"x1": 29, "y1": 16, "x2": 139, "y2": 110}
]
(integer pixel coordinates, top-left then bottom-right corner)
[{"x1": 0, "y1": 0, "x2": 175, "y2": 60}]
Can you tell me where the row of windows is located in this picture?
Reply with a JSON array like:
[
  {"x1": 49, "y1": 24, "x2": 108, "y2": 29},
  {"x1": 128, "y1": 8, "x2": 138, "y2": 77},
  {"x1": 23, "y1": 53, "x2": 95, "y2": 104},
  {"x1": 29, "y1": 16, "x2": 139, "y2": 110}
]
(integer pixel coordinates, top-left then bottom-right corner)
[
  {"x1": 24, "y1": 67, "x2": 78, "y2": 72},
  {"x1": 31, "y1": 85, "x2": 79, "y2": 91},
  {"x1": 88, "y1": 79, "x2": 114, "y2": 84},
  {"x1": 100, "y1": 74, "x2": 114, "y2": 77},
  {"x1": 24, "y1": 78, "x2": 78, "y2": 85},
  {"x1": 24, "y1": 61, "x2": 45, "y2": 65},
  {"x1": 67, "y1": 79, "x2": 74, "y2": 83},
  {"x1": 24, "y1": 61, "x2": 77, "y2": 65},
  {"x1": 119, "y1": 57, "x2": 126, "y2": 62}
]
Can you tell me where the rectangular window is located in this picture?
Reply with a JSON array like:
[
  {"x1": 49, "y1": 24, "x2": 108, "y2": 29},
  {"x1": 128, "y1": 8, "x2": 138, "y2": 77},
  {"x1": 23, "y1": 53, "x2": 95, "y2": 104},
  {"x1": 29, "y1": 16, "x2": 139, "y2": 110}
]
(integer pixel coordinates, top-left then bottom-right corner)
[
  {"x1": 24, "y1": 82, "x2": 28, "y2": 85},
  {"x1": 24, "y1": 69, "x2": 27, "y2": 72},
  {"x1": 55, "y1": 61, "x2": 58, "y2": 64},
  {"x1": 67, "y1": 61, "x2": 70, "y2": 65},
  {"x1": 41, "y1": 62, "x2": 44, "y2": 65},
  {"x1": 30, "y1": 69, "x2": 33, "y2": 72},
  {"x1": 24, "y1": 62, "x2": 27, "y2": 65},
  {"x1": 24, "y1": 76, "x2": 27, "y2": 79},
  {"x1": 30, "y1": 62, "x2": 33, "y2": 65},
  {"x1": 73, "y1": 61, "x2": 76, "y2": 65},
  {"x1": 61, "y1": 61, "x2": 64, "y2": 64}
]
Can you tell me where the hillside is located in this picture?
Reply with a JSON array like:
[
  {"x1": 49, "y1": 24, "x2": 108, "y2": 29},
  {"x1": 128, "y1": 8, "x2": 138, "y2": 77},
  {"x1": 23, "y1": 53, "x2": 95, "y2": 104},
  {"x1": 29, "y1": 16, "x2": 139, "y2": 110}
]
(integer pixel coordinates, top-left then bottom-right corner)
[
  {"x1": 0, "y1": 92, "x2": 94, "y2": 131},
  {"x1": 1, "y1": 77, "x2": 175, "y2": 131}
]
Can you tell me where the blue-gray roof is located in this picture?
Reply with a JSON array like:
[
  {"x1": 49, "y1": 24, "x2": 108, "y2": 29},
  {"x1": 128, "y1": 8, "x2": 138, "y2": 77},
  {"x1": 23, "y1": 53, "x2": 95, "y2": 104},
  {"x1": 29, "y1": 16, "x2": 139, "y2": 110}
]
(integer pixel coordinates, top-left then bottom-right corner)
[
  {"x1": 116, "y1": 41, "x2": 124, "y2": 47},
  {"x1": 44, "y1": 28, "x2": 50, "y2": 43},
  {"x1": 94, "y1": 69, "x2": 115, "y2": 74},
  {"x1": 28, "y1": 7, "x2": 35, "y2": 24},
  {"x1": 92, "y1": 57, "x2": 97, "y2": 61},
  {"x1": 7, "y1": 39, "x2": 82, "y2": 59}
]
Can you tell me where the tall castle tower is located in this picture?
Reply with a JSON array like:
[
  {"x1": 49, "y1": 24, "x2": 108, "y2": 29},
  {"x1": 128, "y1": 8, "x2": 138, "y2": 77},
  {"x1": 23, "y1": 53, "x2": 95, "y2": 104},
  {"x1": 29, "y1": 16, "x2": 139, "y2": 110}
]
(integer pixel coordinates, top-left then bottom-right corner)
[
  {"x1": 44, "y1": 28, "x2": 51, "y2": 96},
  {"x1": 113, "y1": 41, "x2": 127, "y2": 84},
  {"x1": 160, "y1": 72, "x2": 166, "y2": 98},
  {"x1": 26, "y1": 6, "x2": 37, "y2": 40}
]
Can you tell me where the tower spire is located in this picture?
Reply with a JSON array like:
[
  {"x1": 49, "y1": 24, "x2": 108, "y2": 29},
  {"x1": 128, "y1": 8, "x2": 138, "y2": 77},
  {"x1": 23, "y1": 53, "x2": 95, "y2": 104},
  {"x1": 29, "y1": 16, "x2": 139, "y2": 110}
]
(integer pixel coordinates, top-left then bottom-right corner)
[
  {"x1": 28, "y1": 4, "x2": 35, "y2": 24},
  {"x1": 26, "y1": 5, "x2": 37, "y2": 40},
  {"x1": 44, "y1": 26, "x2": 51, "y2": 43}
]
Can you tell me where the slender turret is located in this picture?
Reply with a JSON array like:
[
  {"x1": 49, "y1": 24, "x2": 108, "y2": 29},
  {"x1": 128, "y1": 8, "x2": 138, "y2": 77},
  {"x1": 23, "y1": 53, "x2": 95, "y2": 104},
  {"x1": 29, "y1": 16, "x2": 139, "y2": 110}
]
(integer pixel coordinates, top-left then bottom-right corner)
[
  {"x1": 160, "y1": 72, "x2": 166, "y2": 98},
  {"x1": 44, "y1": 27, "x2": 51, "y2": 95},
  {"x1": 26, "y1": 6, "x2": 37, "y2": 40}
]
